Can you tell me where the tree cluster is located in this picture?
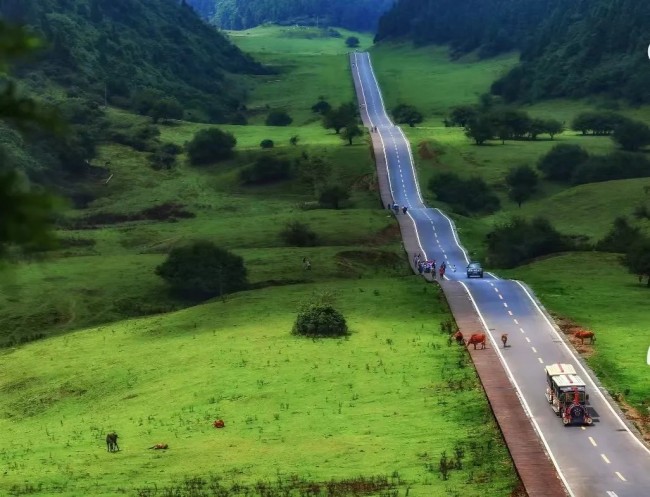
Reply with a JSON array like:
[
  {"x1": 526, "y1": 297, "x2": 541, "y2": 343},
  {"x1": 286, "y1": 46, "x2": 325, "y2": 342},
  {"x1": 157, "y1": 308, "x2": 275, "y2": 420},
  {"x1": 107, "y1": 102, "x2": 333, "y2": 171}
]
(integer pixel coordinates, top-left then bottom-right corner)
[
  {"x1": 376, "y1": 0, "x2": 650, "y2": 105},
  {"x1": 486, "y1": 217, "x2": 574, "y2": 268},
  {"x1": 537, "y1": 145, "x2": 650, "y2": 186},
  {"x1": 1, "y1": 0, "x2": 267, "y2": 124},
  {"x1": 452, "y1": 105, "x2": 563, "y2": 145},
  {"x1": 596, "y1": 217, "x2": 650, "y2": 287},
  {"x1": 428, "y1": 173, "x2": 500, "y2": 215},
  {"x1": 187, "y1": 0, "x2": 394, "y2": 32}
]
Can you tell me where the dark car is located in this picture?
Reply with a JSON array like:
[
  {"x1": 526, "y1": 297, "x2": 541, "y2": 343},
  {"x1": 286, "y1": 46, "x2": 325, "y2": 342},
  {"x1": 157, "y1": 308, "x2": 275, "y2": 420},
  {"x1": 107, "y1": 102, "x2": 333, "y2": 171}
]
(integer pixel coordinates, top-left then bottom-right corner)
[{"x1": 466, "y1": 262, "x2": 484, "y2": 278}]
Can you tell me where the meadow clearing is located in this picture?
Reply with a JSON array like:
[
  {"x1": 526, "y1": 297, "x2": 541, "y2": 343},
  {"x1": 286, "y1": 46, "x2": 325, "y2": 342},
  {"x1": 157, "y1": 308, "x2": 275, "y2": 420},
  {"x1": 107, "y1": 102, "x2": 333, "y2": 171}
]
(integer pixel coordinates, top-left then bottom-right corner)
[{"x1": 0, "y1": 27, "x2": 520, "y2": 496}]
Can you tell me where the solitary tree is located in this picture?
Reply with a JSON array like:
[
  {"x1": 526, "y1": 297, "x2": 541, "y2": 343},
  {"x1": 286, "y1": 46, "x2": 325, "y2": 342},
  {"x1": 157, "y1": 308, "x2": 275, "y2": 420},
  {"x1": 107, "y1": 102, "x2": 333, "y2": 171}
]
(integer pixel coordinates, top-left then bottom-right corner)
[
  {"x1": 311, "y1": 99, "x2": 331, "y2": 115},
  {"x1": 505, "y1": 165, "x2": 538, "y2": 207},
  {"x1": 537, "y1": 144, "x2": 589, "y2": 181},
  {"x1": 319, "y1": 185, "x2": 350, "y2": 209},
  {"x1": 612, "y1": 119, "x2": 650, "y2": 151},
  {"x1": 622, "y1": 239, "x2": 650, "y2": 287},
  {"x1": 155, "y1": 241, "x2": 248, "y2": 300},
  {"x1": 341, "y1": 123, "x2": 363, "y2": 145},
  {"x1": 265, "y1": 110, "x2": 293, "y2": 126},
  {"x1": 186, "y1": 128, "x2": 236, "y2": 165},
  {"x1": 345, "y1": 36, "x2": 360, "y2": 48},
  {"x1": 151, "y1": 96, "x2": 183, "y2": 123},
  {"x1": 464, "y1": 116, "x2": 494, "y2": 145},
  {"x1": 392, "y1": 103, "x2": 423, "y2": 127},
  {"x1": 323, "y1": 102, "x2": 356, "y2": 134}
]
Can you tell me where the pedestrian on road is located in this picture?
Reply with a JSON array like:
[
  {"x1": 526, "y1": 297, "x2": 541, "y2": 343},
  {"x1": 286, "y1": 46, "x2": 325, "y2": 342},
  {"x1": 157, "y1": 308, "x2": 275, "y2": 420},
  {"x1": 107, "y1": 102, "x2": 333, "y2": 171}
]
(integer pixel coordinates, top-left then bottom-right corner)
[
  {"x1": 439, "y1": 265, "x2": 445, "y2": 279},
  {"x1": 402, "y1": 206, "x2": 408, "y2": 214},
  {"x1": 393, "y1": 204, "x2": 399, "y2": 214},
  {"x1": 387, "y1": 202, "x2": 391, "y2": 210}
]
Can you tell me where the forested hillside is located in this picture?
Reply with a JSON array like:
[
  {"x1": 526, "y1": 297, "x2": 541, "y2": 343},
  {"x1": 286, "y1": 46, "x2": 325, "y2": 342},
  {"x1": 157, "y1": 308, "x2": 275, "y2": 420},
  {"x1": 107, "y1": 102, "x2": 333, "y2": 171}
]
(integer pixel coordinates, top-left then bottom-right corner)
[
  {"x1": 0, "y1": 0, "x2": 266, "y2": 121},
  {"x1": 376, "y1": 0, "x2": 650, "y2": 104},
  {"x1": 187, "y1": 0, "x2": 393, "y2": 31}
]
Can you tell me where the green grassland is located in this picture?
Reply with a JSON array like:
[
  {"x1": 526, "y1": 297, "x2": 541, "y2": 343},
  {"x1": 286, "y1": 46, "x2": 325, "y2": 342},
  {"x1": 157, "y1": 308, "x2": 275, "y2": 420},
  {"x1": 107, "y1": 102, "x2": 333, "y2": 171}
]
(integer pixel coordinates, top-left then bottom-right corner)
[
  {"x1": 0, "y1": 26, "x2": 520, "y2": 497},
  {"x1": 369, "y1": 43, "x2": 650, "y2": 431},
  {"x1": 227, "y1": 25, "x2": 374, "y2": 126},
  {"x1": 0, "y1": 278, "x2": 516, "y2": 497}
]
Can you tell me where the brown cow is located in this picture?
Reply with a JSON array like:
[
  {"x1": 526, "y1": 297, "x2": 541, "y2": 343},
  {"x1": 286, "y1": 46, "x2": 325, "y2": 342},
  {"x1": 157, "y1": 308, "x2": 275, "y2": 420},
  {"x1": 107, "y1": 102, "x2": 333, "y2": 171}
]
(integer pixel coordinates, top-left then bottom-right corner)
[
  {"x1": 149, "y1": 443, "x2": 168, "y2": 450},
  {"x1": 575, "y1": 330, "x2": 595, "y2": 344},
  {"x1": 453, "y1": 330, "x2": 464, "y2": 345},
  {"x1": 466, "y1": 333, "x2": 486, "y2": 350},
  {"x1": 501, "y1": 333, "x2": 508, "y2": 348},
  {"x1": 213, "y1": 419, "x2": 225, "y2": 428}
]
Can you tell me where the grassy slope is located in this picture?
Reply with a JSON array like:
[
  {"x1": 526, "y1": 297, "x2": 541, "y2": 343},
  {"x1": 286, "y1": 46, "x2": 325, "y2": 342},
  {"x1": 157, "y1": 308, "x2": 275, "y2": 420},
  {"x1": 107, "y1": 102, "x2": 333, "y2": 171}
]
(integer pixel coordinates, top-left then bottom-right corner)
[
  {"x1": 0, "y1": 27, "x2": 518, "y2": 496},
  {"x1": 0, "y1": 279, "x2": 514, "y2": 497},
  {"x1": 370, "y1": 42, "x2": 650, "y2": 426}
]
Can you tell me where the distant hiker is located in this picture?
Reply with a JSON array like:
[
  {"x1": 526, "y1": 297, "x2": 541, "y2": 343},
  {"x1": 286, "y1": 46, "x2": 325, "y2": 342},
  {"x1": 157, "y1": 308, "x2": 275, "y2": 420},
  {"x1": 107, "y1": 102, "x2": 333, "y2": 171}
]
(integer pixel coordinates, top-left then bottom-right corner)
[
  {"x1": 402, "y1": 206, "x2": 408, "y2": 214},
  {"x1": 439, "y1": 265, "x2": 445, "y2": 279},
  {"x1": 393, "y1": 204, "x2": 399, "y2": 214},
  {"x1": 387, "y1": 202, "x2": 391, "y2": 210},
  {"x1": 304, "y1": 258, "x2": 312, "y2": 270}
]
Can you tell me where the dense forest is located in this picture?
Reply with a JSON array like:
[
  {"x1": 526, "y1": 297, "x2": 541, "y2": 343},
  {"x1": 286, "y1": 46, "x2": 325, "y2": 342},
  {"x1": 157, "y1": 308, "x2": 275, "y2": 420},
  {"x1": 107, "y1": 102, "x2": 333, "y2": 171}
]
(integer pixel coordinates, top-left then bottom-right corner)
[
  {"x1": 186, "y1": 0, "x2": 393, "y2": 31},
  {"x1": 0, "y1": 0, "x2": 266, "y2": 121},
  {"x1": 376, "y1": 0, "x2": 650, "y2": 104}
]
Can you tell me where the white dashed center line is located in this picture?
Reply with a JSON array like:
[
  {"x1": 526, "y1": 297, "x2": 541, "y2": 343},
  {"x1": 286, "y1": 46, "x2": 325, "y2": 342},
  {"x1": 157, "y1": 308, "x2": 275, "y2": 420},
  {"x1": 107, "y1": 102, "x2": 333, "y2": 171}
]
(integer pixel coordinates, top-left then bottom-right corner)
[
  {"x1": 615, "y1": 472, "x2": 626, "y2": 482},
  {"x1": 520, "y1": 328, "x2": 525, "y2": 333},
  {"x1": 601, "y1": 454, "x2": 611, "y2": 464},
  {"x1": 525, "y1": 337, "x2": 531, "y2": 343},
  {"x1": 537, "y1": 357, "x2": 544, "y2": 364},
  {"x1": 507, "y1": 310, "x2": 513, "y2": 316},
  {"x1": 588, "y1": 437, "x2": 597, "y2": 447},
  {"x1": 503, "y1": 302, "x2": 508, "y2": 308},
  {"x1": 513, "y1": 319, "x2": 519, "y2": 325}
]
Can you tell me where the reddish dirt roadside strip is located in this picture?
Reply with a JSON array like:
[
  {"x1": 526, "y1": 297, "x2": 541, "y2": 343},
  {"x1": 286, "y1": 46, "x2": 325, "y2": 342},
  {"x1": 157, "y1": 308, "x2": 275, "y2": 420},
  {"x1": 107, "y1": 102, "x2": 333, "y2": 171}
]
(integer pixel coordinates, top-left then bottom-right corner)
[{"x1": 442, "y1": 281, "x2": 568, "y2": 497}]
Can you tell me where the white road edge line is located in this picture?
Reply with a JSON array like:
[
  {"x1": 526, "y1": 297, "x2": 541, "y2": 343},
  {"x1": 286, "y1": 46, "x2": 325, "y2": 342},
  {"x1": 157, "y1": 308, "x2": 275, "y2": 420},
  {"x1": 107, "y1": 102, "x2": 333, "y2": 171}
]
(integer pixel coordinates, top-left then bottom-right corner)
[
  {"x1": 458, "y1": 281, "x2": 575, "y2": 497},
  {"x1": 514, "y1": 280, "x2": 650, "y2": 456}
]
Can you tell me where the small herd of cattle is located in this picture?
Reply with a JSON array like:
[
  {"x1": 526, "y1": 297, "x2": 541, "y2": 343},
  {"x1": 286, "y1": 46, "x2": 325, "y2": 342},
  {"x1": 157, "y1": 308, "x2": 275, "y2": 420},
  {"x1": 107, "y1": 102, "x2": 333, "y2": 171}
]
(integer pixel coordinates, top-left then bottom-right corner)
[
  {"x1": 105, "y1": 420, "x2": 225, "y2": 452},
  {"x1": 451, "y1": 330, "x2": 595, "y2": 348}
]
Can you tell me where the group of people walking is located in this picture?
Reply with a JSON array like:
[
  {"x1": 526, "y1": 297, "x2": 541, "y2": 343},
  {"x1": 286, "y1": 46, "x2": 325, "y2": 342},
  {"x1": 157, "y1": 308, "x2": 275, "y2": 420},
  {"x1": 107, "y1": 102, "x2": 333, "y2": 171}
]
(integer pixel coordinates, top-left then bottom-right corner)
[
  {"x1": 387, "y1": 203, "x2": 408, "y2": 215},
  {"x1": 414, "y1": 253, "x2": 455, "y2": 279}
]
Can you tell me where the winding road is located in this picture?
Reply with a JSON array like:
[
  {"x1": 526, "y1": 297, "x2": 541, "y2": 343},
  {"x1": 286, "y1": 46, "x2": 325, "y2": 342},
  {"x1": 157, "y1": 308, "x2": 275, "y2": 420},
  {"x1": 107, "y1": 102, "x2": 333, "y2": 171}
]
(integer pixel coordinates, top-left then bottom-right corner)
[{"x1": 350, "y1": 51, "x2": 650, "y2": 497}]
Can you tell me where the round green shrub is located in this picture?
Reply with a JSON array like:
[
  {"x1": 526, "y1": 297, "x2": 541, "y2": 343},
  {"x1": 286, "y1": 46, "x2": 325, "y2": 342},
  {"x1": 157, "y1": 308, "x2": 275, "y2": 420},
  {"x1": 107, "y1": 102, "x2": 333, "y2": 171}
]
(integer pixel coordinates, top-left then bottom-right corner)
[
  {"x1": 260, "y1": 139, "x2": 274, "y2": 149},
  {"x1": 292, "y1": 304, "x2": 348, "y2": 337}
]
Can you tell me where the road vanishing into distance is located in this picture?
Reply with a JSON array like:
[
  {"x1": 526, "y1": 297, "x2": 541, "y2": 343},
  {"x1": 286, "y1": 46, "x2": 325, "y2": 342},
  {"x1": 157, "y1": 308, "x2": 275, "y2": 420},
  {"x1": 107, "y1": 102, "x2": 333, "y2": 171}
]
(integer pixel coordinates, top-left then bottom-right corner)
[{"x1": 350, "y1": 51, "x2": 650, "y2": 497}]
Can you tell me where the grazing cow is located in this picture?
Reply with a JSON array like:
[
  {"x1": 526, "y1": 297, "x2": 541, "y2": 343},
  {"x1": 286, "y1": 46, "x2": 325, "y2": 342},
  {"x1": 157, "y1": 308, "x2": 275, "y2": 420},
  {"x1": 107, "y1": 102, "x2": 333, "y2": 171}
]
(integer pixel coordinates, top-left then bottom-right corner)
[
  {"x1": 149, "y1": 443, "x2": 168, "y2": 450},
  {"x1": 574, "y1": 330, "x2": 595, "y2": 344},
  {"x1": 213, "y1": 419, "x2": 225, "y2": 429},
  {"x1": 106, "y1": 432, "x2": 119, "y2": 452},
  {"x1": 453, "y1": 330, "x2": 464, "y2": 345},
  {"x1": 466, "y1": 333, "x2": 486, "y2": 350},
  {"x1": 501, "y1": 333, "x2": 508, "y2": 348}
]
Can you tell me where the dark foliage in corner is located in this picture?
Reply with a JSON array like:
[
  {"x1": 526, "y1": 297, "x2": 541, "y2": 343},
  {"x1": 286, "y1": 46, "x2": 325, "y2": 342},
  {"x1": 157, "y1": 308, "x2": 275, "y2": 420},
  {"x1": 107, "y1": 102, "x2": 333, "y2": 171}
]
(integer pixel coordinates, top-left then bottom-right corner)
[{"x1": 0, "y1": 0, "x2": 267, "y2": 123}]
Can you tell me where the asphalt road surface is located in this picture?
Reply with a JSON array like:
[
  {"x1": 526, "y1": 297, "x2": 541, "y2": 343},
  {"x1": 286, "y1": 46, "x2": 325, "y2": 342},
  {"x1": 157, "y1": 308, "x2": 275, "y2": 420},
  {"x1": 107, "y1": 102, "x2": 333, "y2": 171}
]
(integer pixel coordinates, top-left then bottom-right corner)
[{"x1": 351, "y1": 51, "x2": 650, "y2": 497}]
